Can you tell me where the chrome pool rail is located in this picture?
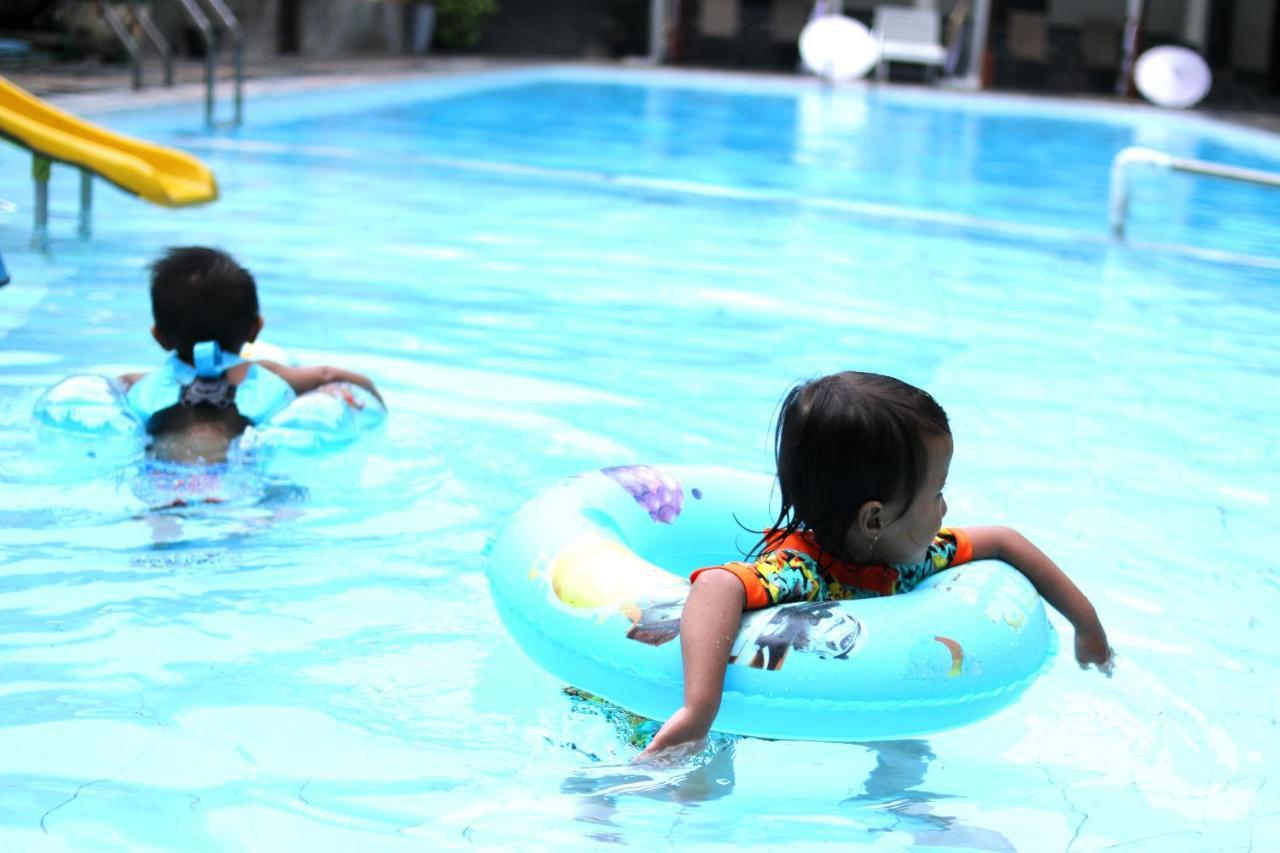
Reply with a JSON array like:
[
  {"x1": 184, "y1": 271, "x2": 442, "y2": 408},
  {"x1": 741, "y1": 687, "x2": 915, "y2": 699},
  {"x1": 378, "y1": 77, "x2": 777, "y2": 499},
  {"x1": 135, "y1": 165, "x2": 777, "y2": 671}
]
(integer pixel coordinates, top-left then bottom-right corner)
[
  {"x1": 96, "y1": 1, "x2": 175, "y2": 91},
  {"x1": 1109, "y1": 145, "x2": 1280, "y2": 240},
  {"x1": 174, "y1": 0, "x2": 244, "y2": 128},
  {"x1": 98, "y1": 2, "x2": 143, "y2": 91},
  {"x1": 132, "y1": 1, "x2": 175, "y2": 87}
]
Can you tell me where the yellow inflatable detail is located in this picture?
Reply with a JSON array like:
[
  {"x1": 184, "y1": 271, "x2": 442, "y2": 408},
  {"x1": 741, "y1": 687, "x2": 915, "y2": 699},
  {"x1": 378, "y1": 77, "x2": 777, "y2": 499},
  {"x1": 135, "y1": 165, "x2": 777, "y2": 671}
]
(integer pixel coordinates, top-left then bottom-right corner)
[
  {"x1": 546, "y1": 532, "x2": 685, "y2": 611},
  {"x1": 0, "y1": 76, "x2": 217, "y2": 207}
]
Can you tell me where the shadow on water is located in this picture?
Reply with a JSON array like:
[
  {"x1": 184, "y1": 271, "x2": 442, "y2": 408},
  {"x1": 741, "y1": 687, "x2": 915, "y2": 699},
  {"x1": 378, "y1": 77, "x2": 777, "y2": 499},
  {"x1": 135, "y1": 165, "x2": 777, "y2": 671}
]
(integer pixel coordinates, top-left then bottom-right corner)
[
  {"x1": 554, "y1": 690, "x2": 1015, "y2": 849},
  {"x1": 840, "y1": 740, "x2": 1014, "y2": 850},
  {"x1": 559, "y1": 740, "x2": 738, "y2": 844}
]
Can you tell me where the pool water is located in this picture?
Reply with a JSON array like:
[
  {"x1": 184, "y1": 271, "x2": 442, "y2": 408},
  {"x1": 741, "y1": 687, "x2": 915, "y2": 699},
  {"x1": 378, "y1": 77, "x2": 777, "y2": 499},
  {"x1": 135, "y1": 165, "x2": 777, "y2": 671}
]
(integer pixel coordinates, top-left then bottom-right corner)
[{"x1": 1, "y1": 66, "x2": 1278, "y2": 849}]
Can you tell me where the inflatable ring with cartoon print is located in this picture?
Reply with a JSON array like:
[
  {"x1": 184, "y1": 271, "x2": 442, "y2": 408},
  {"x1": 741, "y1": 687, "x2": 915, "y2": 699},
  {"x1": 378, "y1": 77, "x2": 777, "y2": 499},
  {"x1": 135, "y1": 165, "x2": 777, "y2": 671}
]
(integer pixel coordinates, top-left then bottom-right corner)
[{"x1": 488, "y1": 464, "x2": 1058, "y2": 742}]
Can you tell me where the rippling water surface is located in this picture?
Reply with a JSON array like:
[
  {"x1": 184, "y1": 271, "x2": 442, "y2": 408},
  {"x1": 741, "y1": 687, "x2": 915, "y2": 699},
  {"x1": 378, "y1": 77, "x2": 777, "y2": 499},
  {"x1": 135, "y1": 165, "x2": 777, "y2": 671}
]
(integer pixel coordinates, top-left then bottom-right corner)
[{"x1": 1, "y1": 67, "x2": 1278, "y2": 849}]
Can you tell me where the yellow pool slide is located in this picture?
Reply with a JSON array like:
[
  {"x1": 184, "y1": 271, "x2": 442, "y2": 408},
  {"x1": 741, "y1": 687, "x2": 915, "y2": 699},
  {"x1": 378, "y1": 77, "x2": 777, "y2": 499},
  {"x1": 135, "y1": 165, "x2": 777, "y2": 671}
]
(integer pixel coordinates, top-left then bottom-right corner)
[{"x1": 0, "y1": 76, "x2": 216, "y2": 207}]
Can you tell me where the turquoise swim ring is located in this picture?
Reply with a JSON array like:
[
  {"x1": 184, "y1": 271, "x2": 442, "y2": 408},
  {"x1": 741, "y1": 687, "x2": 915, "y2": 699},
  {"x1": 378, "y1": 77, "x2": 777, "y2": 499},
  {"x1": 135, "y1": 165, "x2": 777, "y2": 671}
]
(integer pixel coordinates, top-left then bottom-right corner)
[
  {"x1": 32, "y1": 349, "x2": 385, "y2": 467},
  {"x1": 488, "y1": 464, "x2": 1058, "y2": 742}
]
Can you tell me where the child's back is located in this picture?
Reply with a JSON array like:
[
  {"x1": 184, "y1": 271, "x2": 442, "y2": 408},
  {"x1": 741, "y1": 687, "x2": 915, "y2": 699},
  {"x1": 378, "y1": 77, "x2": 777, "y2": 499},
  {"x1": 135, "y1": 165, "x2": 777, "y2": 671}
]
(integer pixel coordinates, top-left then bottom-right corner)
[{"x1": 148, "y1": 407, "x2": 246, "y2": 463}]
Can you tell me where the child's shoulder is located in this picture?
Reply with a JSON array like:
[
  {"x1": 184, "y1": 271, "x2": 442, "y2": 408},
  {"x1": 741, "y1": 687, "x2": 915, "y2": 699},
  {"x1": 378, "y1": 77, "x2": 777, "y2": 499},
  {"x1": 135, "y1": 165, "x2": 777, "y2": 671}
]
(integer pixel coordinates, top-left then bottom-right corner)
[{"x1": 763, "y1": 528, "x2": 821, "y2": 557}]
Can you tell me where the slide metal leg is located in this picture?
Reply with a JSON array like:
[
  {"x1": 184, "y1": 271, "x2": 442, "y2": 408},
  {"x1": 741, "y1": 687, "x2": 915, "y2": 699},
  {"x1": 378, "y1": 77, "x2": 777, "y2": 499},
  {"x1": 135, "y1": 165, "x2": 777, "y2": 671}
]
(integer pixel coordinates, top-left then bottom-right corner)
[
  {"x1": 79, "y1": 169, "x2": 93, "y2": 239},
  {"x1": 32, "y1": 154, "x2": 50, "y2": 252}
]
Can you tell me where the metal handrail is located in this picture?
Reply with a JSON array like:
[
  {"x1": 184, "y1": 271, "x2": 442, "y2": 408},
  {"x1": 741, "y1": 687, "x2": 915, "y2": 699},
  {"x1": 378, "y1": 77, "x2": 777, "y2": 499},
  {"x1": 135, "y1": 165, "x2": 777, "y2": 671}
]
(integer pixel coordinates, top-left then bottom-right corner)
[
  {"x1": 98, "y1": 1, "x2": 143, "y2": 90},
  {"x1": 1110, "y1": 146, "x2": 1280, "y2": 240},
  {"x1": 97, "y1": 2, "x2": 174, "y2": 89},
  {"x1": 173, "y1": 0, "x2": 243, "y2": 127},
  {"x1": 200, "y1": 0, "x2": 244, "y2": 126},
  {"x1": 174, "y1": 0, "x2": 216, "y2": 125},
  {"x1": 131, "y1": 1, "x2": 174, "y2": 86}
]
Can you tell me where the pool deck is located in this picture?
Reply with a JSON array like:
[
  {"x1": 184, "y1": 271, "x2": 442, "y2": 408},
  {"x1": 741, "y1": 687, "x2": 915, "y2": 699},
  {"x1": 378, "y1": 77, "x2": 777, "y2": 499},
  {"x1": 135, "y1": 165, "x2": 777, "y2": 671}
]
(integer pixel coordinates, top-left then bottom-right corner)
[
  {"x1": 4, "y1": 54, "x2": 1279, "y2": 136},
  {"x1": 1, "y1": 55, "x2": 513, "y2": 114}
]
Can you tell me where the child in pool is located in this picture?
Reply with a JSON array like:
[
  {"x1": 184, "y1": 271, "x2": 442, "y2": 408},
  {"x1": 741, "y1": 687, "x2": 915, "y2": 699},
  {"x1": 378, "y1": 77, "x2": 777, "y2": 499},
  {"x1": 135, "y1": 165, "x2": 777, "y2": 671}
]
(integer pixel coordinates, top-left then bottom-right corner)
[
  {"x1": 119, "y1": 246, "x2": 383, "y2": 464},
  {"x1": 637, "y1": 371, "x2": 1112, "y2": 760}
]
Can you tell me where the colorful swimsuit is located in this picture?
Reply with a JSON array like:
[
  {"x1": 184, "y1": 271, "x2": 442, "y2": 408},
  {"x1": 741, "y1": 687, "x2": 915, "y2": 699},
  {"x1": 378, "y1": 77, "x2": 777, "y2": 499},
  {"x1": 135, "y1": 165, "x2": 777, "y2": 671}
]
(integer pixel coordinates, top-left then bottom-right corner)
[
  {"x1": 567, "y1": 529, "x2": 974, "y2": 752},
  {"x1": 691, "y1": 527, "x2": 974, "y2": 611}
]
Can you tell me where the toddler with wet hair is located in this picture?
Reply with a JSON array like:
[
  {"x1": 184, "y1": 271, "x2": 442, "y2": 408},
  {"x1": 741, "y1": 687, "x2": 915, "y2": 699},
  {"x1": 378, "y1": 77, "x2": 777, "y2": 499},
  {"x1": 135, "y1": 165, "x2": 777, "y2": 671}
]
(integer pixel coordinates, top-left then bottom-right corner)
[
  {"x1": 120, "y1": 246, "x2": 382, "y2": 463},
  {"x1": 639, "y1": 371, "x2": 1111, "y2": 759}
]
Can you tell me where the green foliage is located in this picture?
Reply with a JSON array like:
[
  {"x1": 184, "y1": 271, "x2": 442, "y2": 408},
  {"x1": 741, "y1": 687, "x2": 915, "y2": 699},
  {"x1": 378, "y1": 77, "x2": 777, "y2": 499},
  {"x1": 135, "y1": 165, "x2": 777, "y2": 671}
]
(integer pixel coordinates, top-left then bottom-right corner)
[{"x1": 433, "y1": 0, "x2": 499, "y2": 50}]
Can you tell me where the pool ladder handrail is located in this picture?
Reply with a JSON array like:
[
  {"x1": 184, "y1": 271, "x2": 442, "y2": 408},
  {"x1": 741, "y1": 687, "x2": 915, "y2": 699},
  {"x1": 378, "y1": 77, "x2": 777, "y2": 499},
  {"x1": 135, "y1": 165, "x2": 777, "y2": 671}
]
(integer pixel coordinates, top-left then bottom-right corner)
[
  {"x1": 174, "y1": 0, "x2": 244, "y2": 128},
  {"x1": 97, "y1": 1, "x2": 175, "y2": 91},
  {"x1": 30, "y1": 0, "x2": 240, "y2": 251},
  {"x1": 1109, "y1": 146, "x2": 1280, "y2": 240}
]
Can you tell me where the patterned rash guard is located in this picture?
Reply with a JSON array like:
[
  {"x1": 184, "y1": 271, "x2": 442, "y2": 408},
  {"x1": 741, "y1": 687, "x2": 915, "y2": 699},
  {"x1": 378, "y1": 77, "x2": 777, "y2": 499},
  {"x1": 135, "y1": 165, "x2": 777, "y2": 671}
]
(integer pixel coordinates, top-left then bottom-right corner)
[{"x1": 690, "y1": 528, "x2": 974, "y2": 611}]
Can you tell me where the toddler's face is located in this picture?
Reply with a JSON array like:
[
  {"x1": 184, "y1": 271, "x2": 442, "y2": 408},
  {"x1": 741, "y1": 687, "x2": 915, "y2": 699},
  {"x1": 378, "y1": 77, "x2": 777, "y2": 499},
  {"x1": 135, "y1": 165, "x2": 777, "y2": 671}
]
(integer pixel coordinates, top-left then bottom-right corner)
[{"x1": 847, "y1": 432, "x2": 953, "y2": 565}]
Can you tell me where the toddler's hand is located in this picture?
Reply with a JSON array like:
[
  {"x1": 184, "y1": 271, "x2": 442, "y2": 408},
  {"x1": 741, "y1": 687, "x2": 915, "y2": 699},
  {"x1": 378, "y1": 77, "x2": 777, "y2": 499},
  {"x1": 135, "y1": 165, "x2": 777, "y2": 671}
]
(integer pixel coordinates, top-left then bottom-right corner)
[
  {"x1": 634, "y1": 706, "x2": 712, "y2": 764},
  {"x1": 1074, "y1": 623, "x2": 1114, "y2": 677},
  {"x1": 634, "y1": 736, "x2": 708, "y2": 768}
]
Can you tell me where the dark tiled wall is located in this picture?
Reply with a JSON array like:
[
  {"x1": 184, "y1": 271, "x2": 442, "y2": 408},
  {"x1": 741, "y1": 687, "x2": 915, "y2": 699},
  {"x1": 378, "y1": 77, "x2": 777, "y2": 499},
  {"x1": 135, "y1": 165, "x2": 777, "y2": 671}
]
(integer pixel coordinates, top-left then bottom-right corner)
[{"x1": 479, "y1": 0, "x2": 649, "y2": 58}]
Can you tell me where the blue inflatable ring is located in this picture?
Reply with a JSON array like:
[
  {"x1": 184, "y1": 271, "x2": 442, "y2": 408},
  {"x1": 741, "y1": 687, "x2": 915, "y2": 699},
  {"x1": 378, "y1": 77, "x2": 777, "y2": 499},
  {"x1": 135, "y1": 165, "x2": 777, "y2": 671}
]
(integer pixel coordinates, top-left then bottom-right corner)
[
  {"x1": 488, "y1": 464, "x2": 1058, "y2": 742},
  {"x1": 33, "y1": 361, "x2": 384, "y2": 465}
]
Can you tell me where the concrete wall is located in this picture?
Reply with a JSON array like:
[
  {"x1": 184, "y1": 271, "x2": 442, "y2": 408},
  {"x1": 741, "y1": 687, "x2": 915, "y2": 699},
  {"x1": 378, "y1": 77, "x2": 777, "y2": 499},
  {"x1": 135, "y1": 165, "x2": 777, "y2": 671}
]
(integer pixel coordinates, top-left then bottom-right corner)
[
  {"x1": 297, "y1": 0, "x2": 404, "y2": 56},
  {"x1": 150, "y1": 0, "x2": 404, "y2": 59},
  {"x1": 227, "y1": 0, "x2": 280, "y2": 59}
]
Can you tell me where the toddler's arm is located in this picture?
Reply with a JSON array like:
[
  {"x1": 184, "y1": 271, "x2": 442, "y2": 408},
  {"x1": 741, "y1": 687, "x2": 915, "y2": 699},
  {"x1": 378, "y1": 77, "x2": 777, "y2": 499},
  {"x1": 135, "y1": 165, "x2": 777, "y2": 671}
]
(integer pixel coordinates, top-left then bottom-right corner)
[
  {"x1": 964, "y1": 526, "x2": 1112, "y2": 672},
  {"x1": 259, "y1": 362, "x2": 385, "y2": 406},
  {"x1": 636, "y1": 569, "x2": 746, "y2": 761}
]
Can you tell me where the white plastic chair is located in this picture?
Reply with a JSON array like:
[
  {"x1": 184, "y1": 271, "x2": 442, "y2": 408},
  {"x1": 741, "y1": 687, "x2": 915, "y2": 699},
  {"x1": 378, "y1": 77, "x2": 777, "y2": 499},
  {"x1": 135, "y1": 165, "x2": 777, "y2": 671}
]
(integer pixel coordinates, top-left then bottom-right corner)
[{"x1": 872, "y1": 6, "x2": 947, "y2": 81}]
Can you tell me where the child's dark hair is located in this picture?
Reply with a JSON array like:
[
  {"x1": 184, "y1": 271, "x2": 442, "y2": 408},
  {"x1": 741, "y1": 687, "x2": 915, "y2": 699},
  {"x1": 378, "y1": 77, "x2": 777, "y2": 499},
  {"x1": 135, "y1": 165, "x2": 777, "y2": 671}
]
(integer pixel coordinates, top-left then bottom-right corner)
[
  {"x1": 761, "y1": 372, "x2": 950, "y2": 557},
  {"x1": 150, "y1": 247, "x2": 259, "y2": 363}
]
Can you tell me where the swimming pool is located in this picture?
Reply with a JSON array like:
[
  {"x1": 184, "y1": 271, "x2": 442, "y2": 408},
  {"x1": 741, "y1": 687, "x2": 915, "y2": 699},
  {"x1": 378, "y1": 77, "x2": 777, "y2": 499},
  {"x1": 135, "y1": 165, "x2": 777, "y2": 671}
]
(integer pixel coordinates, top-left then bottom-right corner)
[{"x1": 1, "y1": 65, "x2": 1278, "y2": 849}]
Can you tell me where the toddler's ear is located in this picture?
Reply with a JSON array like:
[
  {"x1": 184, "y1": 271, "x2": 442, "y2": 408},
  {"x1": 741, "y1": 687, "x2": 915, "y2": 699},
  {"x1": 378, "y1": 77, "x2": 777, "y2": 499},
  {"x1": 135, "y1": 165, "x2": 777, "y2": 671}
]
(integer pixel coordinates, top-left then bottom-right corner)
[
  {"x1": 150, "y1": 325, "x2": 174, "y2": 351},
  {"x1": 246, "y1": 314, "x2": 265, "y2": 343},
  {"x1": 857, "y1": 501, "x2": 885, "y2": 538}
]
